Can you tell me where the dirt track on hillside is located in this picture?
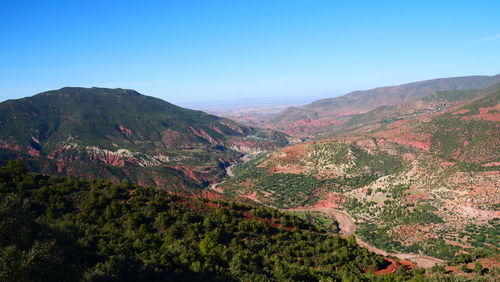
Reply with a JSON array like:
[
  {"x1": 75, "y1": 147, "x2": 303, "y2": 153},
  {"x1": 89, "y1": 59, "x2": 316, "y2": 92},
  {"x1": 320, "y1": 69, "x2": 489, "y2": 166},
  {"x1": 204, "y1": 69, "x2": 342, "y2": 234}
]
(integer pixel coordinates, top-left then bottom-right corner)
[
  {"x1": 210, "y1": 164, "x2": 234, "y2": 192},
  {"x1": 293, "y1": 207, "x2": 444, "y2": 268}
]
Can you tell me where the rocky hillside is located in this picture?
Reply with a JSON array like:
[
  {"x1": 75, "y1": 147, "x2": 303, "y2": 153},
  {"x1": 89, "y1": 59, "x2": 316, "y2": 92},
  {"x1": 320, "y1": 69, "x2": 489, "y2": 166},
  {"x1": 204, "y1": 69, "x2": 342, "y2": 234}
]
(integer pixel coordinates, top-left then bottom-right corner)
[
  {"x1": 0, "y1": 87, "x2": 288, "y2": 191},
  {"x1": 268, "y1": 74, "x2": 500, "y2": 136},
  {"x1": 218, "y1": 85, "x2": 500, "y2": 260}
]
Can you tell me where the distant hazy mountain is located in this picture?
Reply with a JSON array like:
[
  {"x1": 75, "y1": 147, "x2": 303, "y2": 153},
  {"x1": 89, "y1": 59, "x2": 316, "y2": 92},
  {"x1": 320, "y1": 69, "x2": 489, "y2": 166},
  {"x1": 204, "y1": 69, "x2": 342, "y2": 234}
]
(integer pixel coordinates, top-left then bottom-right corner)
[
  {"x1": 0, "y1": 87, "x2": 288, "y2": 190},
  {"x1": 268, "y1": 74, "x2": 500, "y2": 136}
]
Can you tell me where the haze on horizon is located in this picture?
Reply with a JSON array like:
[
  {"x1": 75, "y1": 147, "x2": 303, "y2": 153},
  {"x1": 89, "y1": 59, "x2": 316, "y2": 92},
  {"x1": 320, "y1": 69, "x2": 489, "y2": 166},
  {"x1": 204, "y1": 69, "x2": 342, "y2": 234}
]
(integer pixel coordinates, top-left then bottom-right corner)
[{"x1": 1, "y1": 0, "x2": 499, "y2": 105}]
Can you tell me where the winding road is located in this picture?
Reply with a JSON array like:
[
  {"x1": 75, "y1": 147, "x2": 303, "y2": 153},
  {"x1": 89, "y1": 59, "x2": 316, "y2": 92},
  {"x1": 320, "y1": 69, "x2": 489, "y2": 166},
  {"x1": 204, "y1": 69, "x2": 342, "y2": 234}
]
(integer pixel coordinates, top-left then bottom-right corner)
[{"x1": 294, "y1": 207, "x2": 445, "y2": 268}]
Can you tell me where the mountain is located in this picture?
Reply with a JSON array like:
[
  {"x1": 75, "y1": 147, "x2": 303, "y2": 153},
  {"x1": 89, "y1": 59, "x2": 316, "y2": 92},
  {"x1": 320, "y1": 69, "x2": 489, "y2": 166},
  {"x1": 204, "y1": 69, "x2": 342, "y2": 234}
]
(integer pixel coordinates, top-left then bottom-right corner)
[
  {"x1": 268, "y1": 74, "x2": 500, "y2": 136},
  {"x1": 218, "y1": 84, "x2": 500, "y2": 260},
  {"x1": 0, "y1": 87, "x2": 288, "y2": 191}
]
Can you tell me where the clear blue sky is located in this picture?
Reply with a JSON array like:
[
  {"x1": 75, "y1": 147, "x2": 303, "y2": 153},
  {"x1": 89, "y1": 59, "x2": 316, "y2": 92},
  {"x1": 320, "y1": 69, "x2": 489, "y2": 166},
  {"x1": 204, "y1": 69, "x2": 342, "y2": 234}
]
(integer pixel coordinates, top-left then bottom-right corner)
[{"x1": 1, "y1": 0, "x2": 499, "y2": 104}]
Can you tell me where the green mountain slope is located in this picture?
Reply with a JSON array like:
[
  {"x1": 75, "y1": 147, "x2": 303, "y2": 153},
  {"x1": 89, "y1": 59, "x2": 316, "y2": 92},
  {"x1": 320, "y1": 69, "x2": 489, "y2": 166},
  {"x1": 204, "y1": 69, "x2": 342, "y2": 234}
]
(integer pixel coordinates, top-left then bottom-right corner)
[{"x1": 0, "y1": 87, "x2": 288, "y2": 190}]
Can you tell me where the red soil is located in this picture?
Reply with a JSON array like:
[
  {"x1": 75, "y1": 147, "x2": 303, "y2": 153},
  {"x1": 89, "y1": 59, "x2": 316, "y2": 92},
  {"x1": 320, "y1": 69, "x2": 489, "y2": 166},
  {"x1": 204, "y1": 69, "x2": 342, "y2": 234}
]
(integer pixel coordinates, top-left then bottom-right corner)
[
  {"x1": 268, "y1": 164, "x2": 307, "y2": 174},
  {"x1": 440, "y1": 161, "x2": 455, "y2": 168},
  {"x1": 390, "y1": 134, "x2": 431, "y2": 151},
  {"x1": 312, "y1": 192, "x2": 343, "y2": 208},
  {"x1": 48, "y1": 146, "x2": 68, "y2": 159},
  {"x1": 463, "y1": 112, "x2": 500, "y2": 122},
  {"x1": 208, "y1": 125, "x2": 224, "y2": 134},
  {"x1": 89, "y1": 154, "x2": 125, "y2": 167},
  {"x1": 27, "y1": 148, "x2": 40, "y2": 157},
  {"x1": 462, "y1": 105, "x2": 500, "y2": 122},
  {"x1": 198, "y1": 190, "x2": 226, "y2": 200},
  {"x1": 453, "y1": 109, "x2": 470, "y2": 115},
  {"x1": 118, "y1": 125, "x2": 132, "y2": 135},
  {"x1": 0, "y1": 141, "x2": 21, "y2": 152},
  {"x1": 263, "y1": 143, "x2": 311, "y2": 174},
  {"x1": 374, "y1": 258, "x2": 398, "y2": 275},
  {"x1": 373, "y1": 257, "x2": 417, "y2": 275},
  {"x1": 452, "y1": 148, "x2": 462, "y2": 159},
  {"x1": 479, "y1": 104, "x2": 500, "y2": 115},
  {"x1": 167, "y1": 165, "x2": 200, "y2": 182},
  {"x1": 241, "y1": 191, "x2": 261, "y2": 203},
  {"x1": 275, "y1": 117, "x2": 346, "y2": 135},
  {"x1": 56, "y1": 158, "x2": 71, "y2": 172},
  {"x1": 482, "y1": 162, "x2": 500, "y2": 167},
  {"x1": 405, "y1": 191, "x2": 430, "y2": 203},
  {"x1": 190, "y1": 127, "x2": 218, "y2": 144}
]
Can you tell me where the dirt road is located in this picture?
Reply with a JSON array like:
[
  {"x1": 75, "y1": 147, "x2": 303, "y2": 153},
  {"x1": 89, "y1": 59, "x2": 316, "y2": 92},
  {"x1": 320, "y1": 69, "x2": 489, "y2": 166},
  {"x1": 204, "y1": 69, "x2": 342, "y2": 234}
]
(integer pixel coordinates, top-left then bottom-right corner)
[
  {"x1": 294, "y1": 207, "x2": 444, "y2": 268},
  {"x1": 308, "y1": 207, "x2": 356, "y2": 236},
  {"x1": 210, "y1": 164, "x2": 234, "y2": 192}
]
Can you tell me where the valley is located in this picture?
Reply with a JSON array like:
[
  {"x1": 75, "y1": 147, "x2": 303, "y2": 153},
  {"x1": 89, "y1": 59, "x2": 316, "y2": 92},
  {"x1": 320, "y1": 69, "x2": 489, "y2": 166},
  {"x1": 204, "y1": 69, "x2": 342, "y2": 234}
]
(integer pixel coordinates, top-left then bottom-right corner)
[
  {"x1": 3, "y1": 2, "x2": 500, "y2": 280},
  {"x1": 216, "y1": 77, "x2": 500, "y2": 268},
  {"x1": 1, "y1": 75, "x2": 499, "y2": 280}
]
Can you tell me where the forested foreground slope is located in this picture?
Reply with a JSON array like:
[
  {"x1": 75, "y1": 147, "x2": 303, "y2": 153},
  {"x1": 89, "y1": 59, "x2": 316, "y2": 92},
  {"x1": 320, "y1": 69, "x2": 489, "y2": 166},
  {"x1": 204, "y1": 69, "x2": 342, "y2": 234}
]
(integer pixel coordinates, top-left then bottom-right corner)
[
  {"x1": 0, "y1": 161, "x2": 420, "y2": 281},
  {"x1": 3, "y1": 161, "x2": 498, "y2": 281}
]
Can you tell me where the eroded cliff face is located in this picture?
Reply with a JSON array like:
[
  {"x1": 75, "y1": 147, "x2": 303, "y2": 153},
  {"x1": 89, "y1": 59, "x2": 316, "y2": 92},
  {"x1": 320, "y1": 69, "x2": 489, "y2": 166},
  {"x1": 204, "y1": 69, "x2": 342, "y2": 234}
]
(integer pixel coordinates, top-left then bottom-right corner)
[{"x1": 0, "y1": 129, "x2": 284, "y2": 191}]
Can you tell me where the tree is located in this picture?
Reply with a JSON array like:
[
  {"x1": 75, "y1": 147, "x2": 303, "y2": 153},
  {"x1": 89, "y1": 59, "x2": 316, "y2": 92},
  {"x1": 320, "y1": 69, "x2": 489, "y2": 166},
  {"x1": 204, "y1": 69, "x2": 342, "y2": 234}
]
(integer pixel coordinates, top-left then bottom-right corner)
[
  {"x1": 347, "y1": 234, "x2": 357, "y2": 247},
  {"x1": 474, "y1": 261, "x2": 484, "y2": 274},
  {"x1": 199, "y1": 234, "x2": 218, "y2": 257}
]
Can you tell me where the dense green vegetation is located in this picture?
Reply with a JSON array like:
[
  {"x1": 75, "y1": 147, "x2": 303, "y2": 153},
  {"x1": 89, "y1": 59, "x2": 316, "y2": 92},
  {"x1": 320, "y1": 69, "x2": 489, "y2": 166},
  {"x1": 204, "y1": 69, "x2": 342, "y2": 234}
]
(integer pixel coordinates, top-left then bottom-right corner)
[
  {"x1": 347, "y1": 144, "x2": 404, "y2": 175},
  {"x1": 223, "y1": 156, "x2": 326, "y2": 208},
  {"x1": 1, "y1": 160, "x2": 422, "y2": 281},
  {"x1": 286, "y1": 210, "x2": 341, "y2": 234},
  {"x1": 460, "y1": 222, "x2": 500, "y2": 249},
  {"x1": 223, "y1": 162, "x2": 324, "y2": 209}
]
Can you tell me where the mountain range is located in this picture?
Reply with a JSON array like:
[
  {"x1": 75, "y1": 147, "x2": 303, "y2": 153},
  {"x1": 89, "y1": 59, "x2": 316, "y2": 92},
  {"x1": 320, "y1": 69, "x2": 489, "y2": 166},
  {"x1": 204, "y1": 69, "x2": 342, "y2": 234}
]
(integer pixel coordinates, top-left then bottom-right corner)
[
  {"x1": 268, "y1": 74, "x2": 500, "y2": 136},
  {"x1": 0, "y1": 75, "x2": 498, "y2": 277}
]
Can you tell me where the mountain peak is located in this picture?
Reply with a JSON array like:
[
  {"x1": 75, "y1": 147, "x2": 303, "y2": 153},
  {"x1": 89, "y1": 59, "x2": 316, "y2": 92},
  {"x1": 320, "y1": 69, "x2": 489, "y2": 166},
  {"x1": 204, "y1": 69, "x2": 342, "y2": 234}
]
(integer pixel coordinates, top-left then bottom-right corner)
[{"x1": 42, "y1": 86, "x2": 141, "y2": 96}]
